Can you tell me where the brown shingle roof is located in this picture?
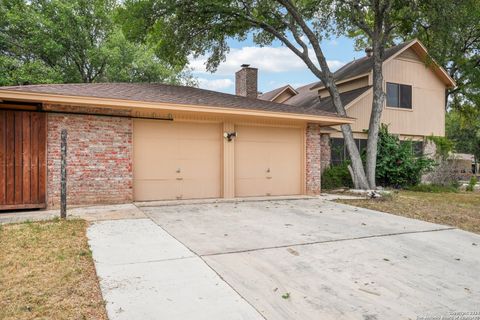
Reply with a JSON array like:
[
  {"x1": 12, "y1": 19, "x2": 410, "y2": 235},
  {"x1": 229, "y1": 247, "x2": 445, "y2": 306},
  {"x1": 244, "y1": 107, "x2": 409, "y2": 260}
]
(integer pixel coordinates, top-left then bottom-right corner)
[
  {"x1": 0, "y1": 83, "x2": 344, "y2": 118},
  {"x1": 284, "y1": 85, "x2": 371, "y2": 113},
  {"x1": 311, "y1": 40, "x2": 414, "y2": 89},
  {"x1": 258, "y1": 85, "x2": 296, "y2": 101}
]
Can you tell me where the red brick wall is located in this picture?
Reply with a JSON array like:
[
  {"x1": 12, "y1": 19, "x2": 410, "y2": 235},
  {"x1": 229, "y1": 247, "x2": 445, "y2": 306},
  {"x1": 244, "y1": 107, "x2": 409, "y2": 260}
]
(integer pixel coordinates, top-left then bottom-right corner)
[
  {"x1": 47, "y1": 113, "x2": 133, "y2": 208},
  {"x1": 306, "y1": 123, "x2": 322, "y2": 195}
]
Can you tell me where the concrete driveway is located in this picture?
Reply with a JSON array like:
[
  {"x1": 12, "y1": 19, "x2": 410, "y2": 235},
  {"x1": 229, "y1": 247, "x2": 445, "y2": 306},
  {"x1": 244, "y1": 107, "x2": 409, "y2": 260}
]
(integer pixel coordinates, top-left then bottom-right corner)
[{"x1": 143, "y1": 199, "x2": 480, "y2": 319}]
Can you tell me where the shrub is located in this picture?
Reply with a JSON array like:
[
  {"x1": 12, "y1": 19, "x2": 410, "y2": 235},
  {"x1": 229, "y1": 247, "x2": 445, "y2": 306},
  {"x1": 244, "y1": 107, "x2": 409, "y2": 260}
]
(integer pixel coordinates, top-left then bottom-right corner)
[
  {"x1": 407, "y1": 183, "x2": 458, "y2": 193},
  {"x1": 427, "y1": 135, "x2": 455, "y2": 160},
  {"x1": 466, "y1": 176, "x2": 478, "y2": 192},
  {"x1": 376, "y1": 124, "x2": 435, "y2": 188},
  {"x1": 422, "y1": 159, "x2": 461, "y2": 186},
  {"x1": 321, "y1": 163, "x2": 353, "y2": 190}
]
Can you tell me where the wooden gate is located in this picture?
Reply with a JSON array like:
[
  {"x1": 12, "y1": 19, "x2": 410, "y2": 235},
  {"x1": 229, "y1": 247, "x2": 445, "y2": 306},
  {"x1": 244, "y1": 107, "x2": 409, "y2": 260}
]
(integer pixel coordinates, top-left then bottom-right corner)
[{"x1": 0, "y1": 110, "x2": 47, "y2": 211}]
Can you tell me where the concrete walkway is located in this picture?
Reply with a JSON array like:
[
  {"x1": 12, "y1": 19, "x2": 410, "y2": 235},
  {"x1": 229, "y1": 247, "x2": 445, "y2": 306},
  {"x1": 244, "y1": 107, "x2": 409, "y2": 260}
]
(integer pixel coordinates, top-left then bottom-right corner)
[
  {"x1": 0, "y1": 204, "x2": 146, "y2": 224},
  {"x1": 87, "y1": 219, "x2": 264, "y2": 320}
]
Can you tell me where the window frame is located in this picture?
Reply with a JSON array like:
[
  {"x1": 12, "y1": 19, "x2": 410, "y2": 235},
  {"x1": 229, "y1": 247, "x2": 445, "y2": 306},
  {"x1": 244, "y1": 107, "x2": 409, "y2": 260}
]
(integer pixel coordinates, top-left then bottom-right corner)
[{"x1": 386, "y1": 82, "x2": 413, "y2": 110}]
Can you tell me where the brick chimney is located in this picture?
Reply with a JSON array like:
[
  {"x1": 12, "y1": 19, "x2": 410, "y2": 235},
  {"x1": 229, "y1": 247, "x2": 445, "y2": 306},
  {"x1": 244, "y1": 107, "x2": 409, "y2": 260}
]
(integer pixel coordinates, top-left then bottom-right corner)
[
  {"x1": 365, "y1": 48, "x2": 373, "y2": 57},
  {"x1": 235, "y1": 64, "x2": 258, "y2": 98}
]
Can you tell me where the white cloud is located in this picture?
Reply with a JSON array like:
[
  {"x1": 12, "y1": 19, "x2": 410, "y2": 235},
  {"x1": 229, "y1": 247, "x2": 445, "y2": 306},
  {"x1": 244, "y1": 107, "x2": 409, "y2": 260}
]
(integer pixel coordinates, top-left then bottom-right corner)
[
  {"x1": 189, "y1": 46, "x2": 345, "y2": 75},
  {"x1": 197, "y1": 78, "x2": 234, "y2": 91}
]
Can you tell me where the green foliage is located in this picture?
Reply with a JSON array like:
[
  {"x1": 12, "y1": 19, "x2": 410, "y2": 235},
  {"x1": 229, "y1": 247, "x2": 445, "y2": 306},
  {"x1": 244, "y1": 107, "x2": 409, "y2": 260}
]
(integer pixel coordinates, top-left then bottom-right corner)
[
  {"x1": 0, "y1": 0, "x2": 192, "y2": 85},
  {"x1": 466, "y1": 176, "x2": 478, "y2": 192},
  {"x1": 321, "y1": 163, "x2": 354, "y2": 190},
  {"x1": 411, "y1": 0, "x2": 480, "y2": 109},
  {"x1": 376, "y1": 124, "x2": 435, "y2": 188},
  {"x1": 119, "y1": 0, "x2": 338, "y2": 73},
  {"x1": 427, "y1": 135, "x2": 455, "y2": 160},
  {"x1": 446, "y1": 108, "x2": 480, "y2": 163},
  {"x1": 407, "y1": 184, "x2": 458, "y2": 193}
]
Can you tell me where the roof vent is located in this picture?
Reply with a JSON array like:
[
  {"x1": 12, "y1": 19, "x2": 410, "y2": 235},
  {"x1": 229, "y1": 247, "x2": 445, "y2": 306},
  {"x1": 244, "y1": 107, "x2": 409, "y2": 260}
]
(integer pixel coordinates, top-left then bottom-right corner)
[{"x1": 365, "y1": 48, "x2": 373, "y2": 57}]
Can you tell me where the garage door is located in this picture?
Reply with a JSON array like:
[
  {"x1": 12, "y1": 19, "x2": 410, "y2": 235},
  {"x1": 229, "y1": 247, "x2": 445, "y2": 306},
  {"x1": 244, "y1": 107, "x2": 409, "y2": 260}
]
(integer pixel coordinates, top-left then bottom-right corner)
[
  {"x1": 133, "y1": 120, "x2": 221, "y2": 201},
  {"x1": 235, "y1": 125, "x2": 302, "y2": 197}
]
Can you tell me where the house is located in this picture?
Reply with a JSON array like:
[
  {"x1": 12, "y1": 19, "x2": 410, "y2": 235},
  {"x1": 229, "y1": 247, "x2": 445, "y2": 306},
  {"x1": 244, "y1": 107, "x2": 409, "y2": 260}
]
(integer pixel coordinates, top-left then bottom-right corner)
[
  {"x1": 259, "y1": 39, "x2": 456, "y2": 171},
  {"x1": 0, "y1": 66, "x2": 352, "y2": 211}
]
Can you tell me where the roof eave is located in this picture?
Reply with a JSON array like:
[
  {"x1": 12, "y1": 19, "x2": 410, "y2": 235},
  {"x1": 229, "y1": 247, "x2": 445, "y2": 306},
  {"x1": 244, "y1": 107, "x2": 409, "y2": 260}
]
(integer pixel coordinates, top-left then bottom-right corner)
[{"x1": 0, "y1": 90, "x2": 354, "y2": 125}]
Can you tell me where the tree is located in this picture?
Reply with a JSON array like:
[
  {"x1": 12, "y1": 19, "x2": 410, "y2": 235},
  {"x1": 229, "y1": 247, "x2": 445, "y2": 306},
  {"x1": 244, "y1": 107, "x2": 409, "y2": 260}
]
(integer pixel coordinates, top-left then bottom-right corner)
[
  {"x1": 335, "y1": 0, "x2": 415, "y2": 188},
  {"x1": 404, "y1": 0, "x2": 480, "y2": 108},
  {"x1": 446, "y1": 107, "x2": 480, "y2": 167},
  {"x1": 0, "y1": 0, "x2": 192, "y2": 85}
]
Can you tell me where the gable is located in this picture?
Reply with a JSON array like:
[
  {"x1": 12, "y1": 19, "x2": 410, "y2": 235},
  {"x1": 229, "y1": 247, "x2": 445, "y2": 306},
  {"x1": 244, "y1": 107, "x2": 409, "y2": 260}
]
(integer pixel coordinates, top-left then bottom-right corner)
[{"x1": 397, "y1": 48, "x2": 422, "y2": 62}]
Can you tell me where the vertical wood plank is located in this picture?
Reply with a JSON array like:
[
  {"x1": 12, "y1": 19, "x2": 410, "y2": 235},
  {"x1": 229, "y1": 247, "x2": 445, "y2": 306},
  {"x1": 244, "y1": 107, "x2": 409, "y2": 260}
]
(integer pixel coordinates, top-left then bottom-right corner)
[
  {"x1": 6, "y1": 111, "x2": 15, "y2": 205},
  {"x1": 22, "y1": 112, "x2": 31, "y2": 203},
  {"x1": 38, "y1": 113, "x2": 47, "y2": 205},
  {"x1": 14, "y1": 112, "x2": 23, "y2": 204},
  {"x1": 31, "y1": 112, "x2": 39, "y2": 204},
  {"x1": 0, "y1": 111, "x2": 5, "y2": 205}
]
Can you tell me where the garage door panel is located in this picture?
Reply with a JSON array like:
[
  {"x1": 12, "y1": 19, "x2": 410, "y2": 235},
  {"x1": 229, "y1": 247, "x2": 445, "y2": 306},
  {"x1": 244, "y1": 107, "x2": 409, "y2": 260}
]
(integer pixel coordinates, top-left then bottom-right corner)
[
  {"x1": 235, "y1": 143, "x2": 269, "y2": 178},
  {"x1": 235, "y1": 125, "x2": 302, "y2": 197},
  {"x1": 178, "y1": 139, "x2": 219, "y2": 158},
  {"x1": 182, "y1": 178, "x2": 221, "y2": 199},
  {"x1": 134, "y1": 180, "x2": 181, "y2": 201},
  {"x1": 235, "y1": 178, "x2": 272, "y2": 197},
  {"x1": 133, "y1": 120, "x2": 221, "y2": 201}
]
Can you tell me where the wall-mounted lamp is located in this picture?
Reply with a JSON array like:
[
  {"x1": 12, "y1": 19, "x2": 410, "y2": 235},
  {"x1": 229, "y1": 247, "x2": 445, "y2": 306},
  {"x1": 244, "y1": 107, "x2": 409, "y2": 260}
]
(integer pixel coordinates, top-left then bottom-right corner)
[{"x1": 224, "y1": 131, "x2": 237, "y2": 142}]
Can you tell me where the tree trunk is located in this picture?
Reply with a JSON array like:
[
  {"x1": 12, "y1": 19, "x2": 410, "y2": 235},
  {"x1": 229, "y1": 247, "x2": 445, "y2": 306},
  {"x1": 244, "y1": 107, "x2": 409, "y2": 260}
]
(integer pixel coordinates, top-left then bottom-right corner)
[
  {"x1": 341, "y1": 123, "x2": 370, "y2": 189},
  {"x1": 328, "y1": 83, "x2": 370, "y2": 189},
  {"x1": 365, "y1": 40, "x2": 386, "y2": 189}
]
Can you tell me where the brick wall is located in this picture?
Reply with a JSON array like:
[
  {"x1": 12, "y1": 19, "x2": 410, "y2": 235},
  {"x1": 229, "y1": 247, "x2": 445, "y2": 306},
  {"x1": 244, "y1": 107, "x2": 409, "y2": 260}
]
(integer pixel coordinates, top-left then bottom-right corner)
[
  {"x1": 306, "y1": 123, "x2": 322, "y2": 195},
  {"x1": 235, "y1": 67, "x2": 258, "y2": 98},
  {"x1": 320, "y1": 133, "x2": 331, "y2": 173},
  {"x1": 47, "y1": 113, "x2": 133, "y2": 208}
]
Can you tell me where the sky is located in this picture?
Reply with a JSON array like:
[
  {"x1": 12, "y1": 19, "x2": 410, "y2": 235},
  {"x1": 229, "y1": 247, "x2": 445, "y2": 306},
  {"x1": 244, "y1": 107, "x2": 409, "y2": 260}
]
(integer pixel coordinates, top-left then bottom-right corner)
[{"x1": 188, "y1": 35, "x2": 366, "y2": 94}]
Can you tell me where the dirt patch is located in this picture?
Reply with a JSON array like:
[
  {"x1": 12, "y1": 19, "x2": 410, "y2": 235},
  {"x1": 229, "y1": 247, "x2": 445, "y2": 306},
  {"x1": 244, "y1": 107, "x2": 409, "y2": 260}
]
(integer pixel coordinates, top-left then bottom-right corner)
[
  {"x1": 336, "y1": 191, "x2": 480, "y2": 234},
  {"x1": 0, "y1": 219, "x2": 107, "y2": 320}
]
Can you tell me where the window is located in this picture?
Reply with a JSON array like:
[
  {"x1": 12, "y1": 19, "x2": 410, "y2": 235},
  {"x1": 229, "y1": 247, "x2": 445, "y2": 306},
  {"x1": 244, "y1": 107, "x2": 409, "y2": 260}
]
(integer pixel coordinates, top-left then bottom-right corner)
[
  {"x1": 330, "y1": 138, "x2": 368, "y2": 165},
  {"x1": 331, "y1": 138, "x2": 346, "y2": 166},
  {"x1": 400, "y1": 140, "x2": 424, "y2": 157},
  {"x1": 386, "y1": 82, "x2": 412, "y2": 109}
]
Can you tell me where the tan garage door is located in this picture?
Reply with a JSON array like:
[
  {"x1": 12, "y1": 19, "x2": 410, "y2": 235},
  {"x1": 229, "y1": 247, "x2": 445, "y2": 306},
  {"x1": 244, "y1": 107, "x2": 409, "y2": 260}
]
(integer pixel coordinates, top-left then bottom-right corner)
[
  {"x1": 133, "y1": 120, "x2": 221, "y2": 201},
  {"x1": 235, "y1": 125, "x2": 302, "y2": 197}
]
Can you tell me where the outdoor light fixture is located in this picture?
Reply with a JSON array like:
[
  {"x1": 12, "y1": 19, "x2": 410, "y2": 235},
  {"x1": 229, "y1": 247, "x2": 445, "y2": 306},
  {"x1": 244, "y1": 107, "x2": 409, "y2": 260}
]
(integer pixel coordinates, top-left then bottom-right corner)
[{"x1": 224, "y1": 131, "x2": 237, "y2": 142}]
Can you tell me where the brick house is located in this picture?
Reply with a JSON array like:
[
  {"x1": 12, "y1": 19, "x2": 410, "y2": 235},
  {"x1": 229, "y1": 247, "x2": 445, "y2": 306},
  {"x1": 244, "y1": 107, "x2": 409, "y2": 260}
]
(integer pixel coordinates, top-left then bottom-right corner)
[
  {"x1": 260, "y1": 39, "x2": 456, "y2": 172},
  {"x1": 0, "y1": 67, "x2": 352, "y2": 211}
]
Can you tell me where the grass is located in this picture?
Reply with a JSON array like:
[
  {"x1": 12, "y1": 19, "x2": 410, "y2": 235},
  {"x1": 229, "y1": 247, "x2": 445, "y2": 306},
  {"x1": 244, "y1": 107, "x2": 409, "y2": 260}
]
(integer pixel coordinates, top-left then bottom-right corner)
[
  {"x1": 406, "y1": 183, "x2": 459, "y2": 193},
  {"x1": 0, "y1": 219, "x2": 107, "y2": 320},
  {"x1": 336, "y1": 191, "x2": 480, "y2": 234}
]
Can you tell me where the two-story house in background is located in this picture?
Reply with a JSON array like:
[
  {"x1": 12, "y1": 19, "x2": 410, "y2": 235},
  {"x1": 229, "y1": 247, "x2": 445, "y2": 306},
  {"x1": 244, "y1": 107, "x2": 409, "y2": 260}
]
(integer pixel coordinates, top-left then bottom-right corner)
[{"x1": 259, "y1": 39, "x2": 456, "y2": 171}]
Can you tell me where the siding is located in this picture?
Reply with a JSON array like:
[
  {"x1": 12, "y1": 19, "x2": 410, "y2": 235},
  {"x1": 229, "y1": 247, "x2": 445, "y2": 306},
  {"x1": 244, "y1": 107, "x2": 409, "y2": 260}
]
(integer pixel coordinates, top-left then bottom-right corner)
[{"x1": 342, "y1": 53, "x2": 446, "y2": 137}]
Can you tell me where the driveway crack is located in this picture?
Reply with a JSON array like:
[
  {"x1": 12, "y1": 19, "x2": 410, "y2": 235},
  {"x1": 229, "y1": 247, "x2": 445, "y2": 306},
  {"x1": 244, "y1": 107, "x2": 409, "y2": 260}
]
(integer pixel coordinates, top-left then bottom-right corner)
[{"x1": 201, "y1": 227, "x2": 456, "y2": 257}]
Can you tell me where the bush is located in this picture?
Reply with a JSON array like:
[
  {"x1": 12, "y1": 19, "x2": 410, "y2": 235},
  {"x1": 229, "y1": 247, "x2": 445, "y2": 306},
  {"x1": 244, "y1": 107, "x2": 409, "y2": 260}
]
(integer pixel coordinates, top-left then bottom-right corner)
[
  {"x1": 466, "y1": 176, "x2": 478, "y2": 192},
  {"x1": 422, "y1": 159, "x2": 461, "y2": 186},
  {"x1": 321, "y1": 163, "x2": 353, "y2": 190},
  {"x1": 376, "y1": 124, "x2": 435, "y2": 188},
  {"x1": 407, "y1": 183, "x2": 458, "y2": 193}
]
